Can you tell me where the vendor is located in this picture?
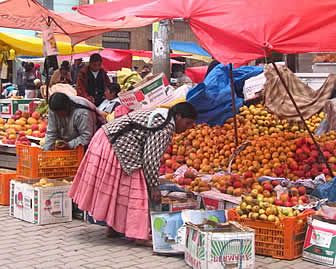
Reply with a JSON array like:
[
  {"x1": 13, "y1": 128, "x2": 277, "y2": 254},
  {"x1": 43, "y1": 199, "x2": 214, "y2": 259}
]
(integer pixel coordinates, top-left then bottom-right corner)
[
  {"x1": 76, "y1": 53, "x2": 111, "y2": 106},
  {"x1": 23, "y1": 62, "x2": 39, "y2": 98},
  {"x1": 98, "y1": 83, "x2": 121, "y2": 114},
  {"x1": 49, "y1": 61, "x2": 72, "y2": 87},
  {"x1": 69, "y1": 103, "x2": 197, "y2": 245},
  {"x1": 43, "y1": 92, "x2": 104, "y2": 151}
]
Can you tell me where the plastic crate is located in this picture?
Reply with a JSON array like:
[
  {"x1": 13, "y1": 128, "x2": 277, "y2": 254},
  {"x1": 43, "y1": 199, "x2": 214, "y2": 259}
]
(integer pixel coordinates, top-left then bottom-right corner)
[
  {"x1": 16, "y1": 145, "x2": 84, "y2": 179},
  {"x1": 0, "y1": 169, "x2": 16, "y2": 205},
  {"x1": 228, "y1": 208, "x2": 314, "y2": 260}
]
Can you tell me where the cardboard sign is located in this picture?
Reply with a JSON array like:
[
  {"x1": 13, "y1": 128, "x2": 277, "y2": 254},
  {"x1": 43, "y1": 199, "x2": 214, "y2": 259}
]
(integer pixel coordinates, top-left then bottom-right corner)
[
  {"x1": 118, "y1": 73, "x2": 173, "y2": 110},
  {"x1": 243, "y1": 73, "x2": 266, "y2": 101},
  {"x1": 42, "y1": 25, "x2": 58, "y2": 57},
  {"x1": 303, "y1": 218, "x2": 336, "y2": 267}
]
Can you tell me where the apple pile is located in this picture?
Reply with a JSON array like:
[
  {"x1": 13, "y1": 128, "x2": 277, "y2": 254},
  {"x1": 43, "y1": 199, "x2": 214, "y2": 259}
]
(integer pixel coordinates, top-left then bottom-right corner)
[
  {"x1": 160, "y1": 145, "x2": 183, "y2": 175},
  {"x1": 248, "y1": 180, "x2": 310, "y2": 207},
  {"x1": 210, "y1": 172, "x2": 255, "y2": 196},
  {"x1": 290, "y1": 137, "x2": 336, "y2": 179},
  {"x1": 274, "y1": 186, "x2": 309, "y2": 207},
  {"x1": 168, "y1": 169, "x2": 211, "y2": 193},
  {"x1": 0, "y1": 110, "x2": 47, "y2": 145},
  {"x1": 172, "y1": 169, "x2": 197, "y2": 187},
  {"x1": 236, "y1": 194, "x2": 302, "y2": 223}
]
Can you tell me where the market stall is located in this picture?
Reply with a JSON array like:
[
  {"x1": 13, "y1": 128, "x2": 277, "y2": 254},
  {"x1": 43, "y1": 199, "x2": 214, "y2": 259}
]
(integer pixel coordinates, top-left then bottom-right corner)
[{"x1": 1, "y1": 1, "x2": 336, "y2": 268}]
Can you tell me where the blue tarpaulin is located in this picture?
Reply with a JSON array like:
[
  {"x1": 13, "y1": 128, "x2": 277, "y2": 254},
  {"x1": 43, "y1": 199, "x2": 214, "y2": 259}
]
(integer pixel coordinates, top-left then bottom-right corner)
[
  {"x1": 170, "y1": 40, "x2": 211, "y2": 57},
  {"x1": 186, "y1": 64, "x2": 263, "y2": 126}
]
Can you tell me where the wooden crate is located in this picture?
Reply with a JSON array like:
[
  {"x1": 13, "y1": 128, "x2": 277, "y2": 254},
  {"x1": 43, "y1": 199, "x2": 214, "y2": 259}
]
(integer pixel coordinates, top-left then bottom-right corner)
[{"x1": 0, "y1": 146, "x2": 16, "y2": 170}]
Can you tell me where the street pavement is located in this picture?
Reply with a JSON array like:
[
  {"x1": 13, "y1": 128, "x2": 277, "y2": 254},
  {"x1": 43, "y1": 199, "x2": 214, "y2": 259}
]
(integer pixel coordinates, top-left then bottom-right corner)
[{"x1": 0, "y1": 206, "x2": 329, "y2": 269}]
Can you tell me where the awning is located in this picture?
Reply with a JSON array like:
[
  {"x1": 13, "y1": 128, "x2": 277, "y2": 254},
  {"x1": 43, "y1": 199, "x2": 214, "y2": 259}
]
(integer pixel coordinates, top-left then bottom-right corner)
[
  {"x1": 170, "y1": 40, "x2": 211, "y2": 62},
  {"x1": 77, "y1": 0, "x2": 336, "y2": 65},
  {"x1": 0, "y1": 32, "x2": 101, "y2": 56}
]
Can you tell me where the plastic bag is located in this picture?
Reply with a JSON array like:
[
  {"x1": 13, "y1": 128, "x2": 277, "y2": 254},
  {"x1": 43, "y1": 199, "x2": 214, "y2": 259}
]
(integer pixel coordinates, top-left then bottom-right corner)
[{"x1": 312, "y1": 177, "x2": 336, "y2": 202}]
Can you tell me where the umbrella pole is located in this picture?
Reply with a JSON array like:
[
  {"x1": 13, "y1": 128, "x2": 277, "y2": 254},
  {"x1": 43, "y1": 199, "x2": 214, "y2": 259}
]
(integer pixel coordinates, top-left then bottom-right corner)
[
  {"x1": 271, "y1": 61, "x2": 334, "y2": 177},
  {"x1": 229, "y1": 63, "x2": 239, "y2": 148}
]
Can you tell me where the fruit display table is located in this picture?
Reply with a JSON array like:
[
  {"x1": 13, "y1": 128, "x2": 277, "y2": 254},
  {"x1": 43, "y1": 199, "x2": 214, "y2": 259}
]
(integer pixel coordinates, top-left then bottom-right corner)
[{"x1": 0, "y1": 145, "x2": 16, "y2": 170}]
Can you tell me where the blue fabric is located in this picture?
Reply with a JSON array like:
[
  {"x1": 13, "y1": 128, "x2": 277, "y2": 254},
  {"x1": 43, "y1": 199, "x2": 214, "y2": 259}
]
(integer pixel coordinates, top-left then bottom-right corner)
[
  {"x1": 170, "y1": 40, "x2": 211, "y2": 57},
  {"x1": 186, "y1": 64, "x2": 263, "y2": 126},
  {"x1": 312, "y1": 177, "x2": 336, "y2": 202}
]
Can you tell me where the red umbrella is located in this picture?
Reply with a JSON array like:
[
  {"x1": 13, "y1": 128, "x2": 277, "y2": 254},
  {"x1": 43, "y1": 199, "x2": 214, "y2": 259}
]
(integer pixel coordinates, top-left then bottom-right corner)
[{"x1": 78, "y1": 0, "x2": 336, "y2": 65}]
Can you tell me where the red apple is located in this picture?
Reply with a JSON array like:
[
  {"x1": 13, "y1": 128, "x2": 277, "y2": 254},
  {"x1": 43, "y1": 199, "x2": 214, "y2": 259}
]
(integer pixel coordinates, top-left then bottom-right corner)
[
  {"x1": 284, "y1": 201, "x2": 292, "y2": 207},
  {"x1": 298, "y1": 186, "x2": 306, "y2": 196},
  {"x1": 32, "y1": 111, "x2": 41, "y2": 120},
  {"x1": 31, "y1": 124, "x2": 39, "y2": 131},
  {"x1": 289, "y1": 187, "x2": 299, "y2": 197},
  {"x1": 271, "y1": 180, "x2": 280, "y2": 187},
  {"x1": 280, "y1": 193, "x2": 289, "y2": 202},
  {"x1": 263, "y1": 183, "x2": 273, "y2": 192},
  {"x1": 299, "y1": 195, "x2": 309, "y2": 203},
  {"x1": 274, "y1": 199, "x2": 284, "y2": 206}
]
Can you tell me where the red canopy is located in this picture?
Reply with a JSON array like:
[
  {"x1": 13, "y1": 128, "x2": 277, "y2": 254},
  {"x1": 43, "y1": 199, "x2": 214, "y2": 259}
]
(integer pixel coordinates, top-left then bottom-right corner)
[
  {"x1": 0, "y1": 0, "x2": 155, "y2": 45},
  {"x1": 77, "y1": 0, "x2": 336, "y2": 65},
  {"x1": 185, "y1": 66, "x2": 207, "y2": 83},
  {"x1": 59, "y1": 49, "x2": 133, "y2": 71}
]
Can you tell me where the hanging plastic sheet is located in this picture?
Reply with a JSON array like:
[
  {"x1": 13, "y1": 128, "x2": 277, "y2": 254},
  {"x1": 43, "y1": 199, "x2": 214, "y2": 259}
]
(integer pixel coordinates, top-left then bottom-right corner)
[{"x1": 186, "y1": 64, "x2": 263, "y2": 126}]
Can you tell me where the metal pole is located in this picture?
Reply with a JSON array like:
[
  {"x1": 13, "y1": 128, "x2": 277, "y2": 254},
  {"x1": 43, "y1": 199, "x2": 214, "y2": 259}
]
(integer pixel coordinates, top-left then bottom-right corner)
[
  {"x1": 229, "y1": 63, "x2": 239, "y2": 147},
  {"x1": 152, "y1": 20, "x2": 171, "y2": 80},
  {"x1": 271, "y1": 61, "x2": 334, "y2": 177}
]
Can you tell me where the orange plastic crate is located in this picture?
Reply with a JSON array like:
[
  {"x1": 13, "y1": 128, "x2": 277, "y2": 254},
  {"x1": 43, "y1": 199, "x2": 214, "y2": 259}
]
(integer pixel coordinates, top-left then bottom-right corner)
[
  {"x1": 16, "y1": 145, "x2": 84, "y2": 179},
  {"x1": 0, "y1": 169, "x2": 16, "y2": 205},
  {"x1": 228, "y1": 208, "x2": 314, "y2": 260}
]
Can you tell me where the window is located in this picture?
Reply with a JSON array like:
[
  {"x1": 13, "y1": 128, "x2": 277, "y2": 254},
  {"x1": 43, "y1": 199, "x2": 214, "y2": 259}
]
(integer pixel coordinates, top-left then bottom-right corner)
[
  {"x1": 102, "y1": 41, "x2": 129, "y2": 50},
  {"x1": 102, "y1": 31, "x2": 130, "y2": 49}
]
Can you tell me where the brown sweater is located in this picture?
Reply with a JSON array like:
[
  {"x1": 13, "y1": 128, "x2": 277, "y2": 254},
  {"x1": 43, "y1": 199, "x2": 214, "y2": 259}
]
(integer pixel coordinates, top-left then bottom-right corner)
[{"x1": 76, "y1": 65, "x2": 111, "y2": 106}]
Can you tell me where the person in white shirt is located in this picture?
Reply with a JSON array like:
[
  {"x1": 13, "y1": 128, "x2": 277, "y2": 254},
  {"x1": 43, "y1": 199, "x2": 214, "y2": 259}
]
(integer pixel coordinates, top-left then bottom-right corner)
[{"x1": 98, "y1": 83, "x2": 121, "y2": 114}]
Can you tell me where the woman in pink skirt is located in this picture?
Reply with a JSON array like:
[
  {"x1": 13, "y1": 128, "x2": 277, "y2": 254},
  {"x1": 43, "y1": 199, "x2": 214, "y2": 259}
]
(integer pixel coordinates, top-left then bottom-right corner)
[{"x1": 69, "y1": 102, "x2": 197, "y2": 245}]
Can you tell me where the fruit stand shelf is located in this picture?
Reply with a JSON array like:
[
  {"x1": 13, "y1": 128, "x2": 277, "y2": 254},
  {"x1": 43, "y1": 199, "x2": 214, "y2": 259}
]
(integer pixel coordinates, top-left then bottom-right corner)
[{"x1": 0, "y1": 145, "x2": 16, "y2": 170}]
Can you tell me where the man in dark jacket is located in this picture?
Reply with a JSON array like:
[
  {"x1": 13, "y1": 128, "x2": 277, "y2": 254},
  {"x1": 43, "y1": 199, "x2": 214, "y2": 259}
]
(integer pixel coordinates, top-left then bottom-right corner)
[{"x1": 76, "y1": 53, "x2": 111, "y2": 106}]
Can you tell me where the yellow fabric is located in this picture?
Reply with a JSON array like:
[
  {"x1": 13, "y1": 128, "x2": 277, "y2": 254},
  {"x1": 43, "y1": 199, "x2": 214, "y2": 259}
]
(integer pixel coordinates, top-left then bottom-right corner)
[
  {"x1": 172, "y1": 50, "x2": 212, "y2": 63},
  {"x1": 0, "y1": 32, "x2": 101, "y2": 56},
  {"x1": 157, "y1": 97, "x2": 186, "y2": 108}
]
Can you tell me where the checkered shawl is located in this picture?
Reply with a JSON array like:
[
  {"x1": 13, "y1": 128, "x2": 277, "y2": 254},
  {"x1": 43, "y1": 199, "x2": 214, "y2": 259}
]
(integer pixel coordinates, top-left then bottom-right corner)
[{"x1": 102, "y1": 110, "x2": 175, "y2": 187}]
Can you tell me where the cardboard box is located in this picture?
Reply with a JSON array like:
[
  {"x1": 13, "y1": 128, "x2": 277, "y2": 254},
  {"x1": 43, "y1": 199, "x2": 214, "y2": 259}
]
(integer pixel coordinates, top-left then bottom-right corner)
[
  {"x1": 0, "y1": 99, "x2": 34, "y2": 118},
  {"x1": 243, "y1": 73, "x2": 266, "y2": 101},
  {"x1": 151, "y1": 210, "x2": 226, "y2": 255},
  {"x1": 303, "y1": 217, "x2": 336, "y2": 267},
  {"x1": 185, "y1": 222, "x2": 255, "y2": 269},
  {"x1": 200, "y1": 191, "x2": 241, "y2": 210},
  {"x1": 161, "y1": 197, "x2": 201, "y2": 212},
  {"x1": 9, "y1": 178, "x2": 72, "y2": 225},
  {"x1": 118, "y1": 73, "x2": 173, "y2": 110}
]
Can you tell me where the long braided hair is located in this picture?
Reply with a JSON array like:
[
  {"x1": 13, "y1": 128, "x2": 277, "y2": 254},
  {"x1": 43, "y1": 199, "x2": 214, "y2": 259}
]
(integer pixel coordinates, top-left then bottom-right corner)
[{"x1": 109, "y1": 102, "x2": 197, "y2": 143}]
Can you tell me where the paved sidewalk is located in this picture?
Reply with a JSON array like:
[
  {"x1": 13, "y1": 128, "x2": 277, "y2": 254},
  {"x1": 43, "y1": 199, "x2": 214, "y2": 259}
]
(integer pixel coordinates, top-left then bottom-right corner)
[{"x1": 0, "y1": 206, "x2": 328, "y2": 269}]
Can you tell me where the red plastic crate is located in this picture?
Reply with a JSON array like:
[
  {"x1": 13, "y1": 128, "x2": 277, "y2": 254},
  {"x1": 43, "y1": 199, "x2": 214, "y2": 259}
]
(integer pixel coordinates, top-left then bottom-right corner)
[
  {"x1": 0, "y1": 169, "x2": 16, "y2": 205},
  {"x1": 16, "y1": 145, "x2": 84, "y2": 179},
  {"x1": 228, "y1": 208, "x2": 314, "y2": 260}
]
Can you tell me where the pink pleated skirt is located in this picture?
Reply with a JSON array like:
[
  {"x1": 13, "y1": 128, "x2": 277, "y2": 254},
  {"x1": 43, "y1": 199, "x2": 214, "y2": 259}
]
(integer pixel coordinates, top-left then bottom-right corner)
[{"x1": 69, "y1": 129, "x2": 150, "y2": 240}]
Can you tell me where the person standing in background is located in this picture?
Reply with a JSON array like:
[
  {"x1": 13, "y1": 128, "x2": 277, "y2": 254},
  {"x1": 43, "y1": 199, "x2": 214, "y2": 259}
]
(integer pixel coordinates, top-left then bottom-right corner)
[
  {"x1": 76, "y1": 54, "x2": 111, "y2": 106},
  {"x1": 71, "y1": 58, "x2": 83, "y2": 85},
  {"x1": 50, "y1": 61, "x2": 72, "y2": 87},
  {"x1": 23, "y1": 62, "x2": 38, "y2": 98},
  {"x1": 34, "y1": 64, "x2": 42, "y2": 81},
  {"x1": 17, "y1": 61, "x2": 26, "y2": 96}
]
